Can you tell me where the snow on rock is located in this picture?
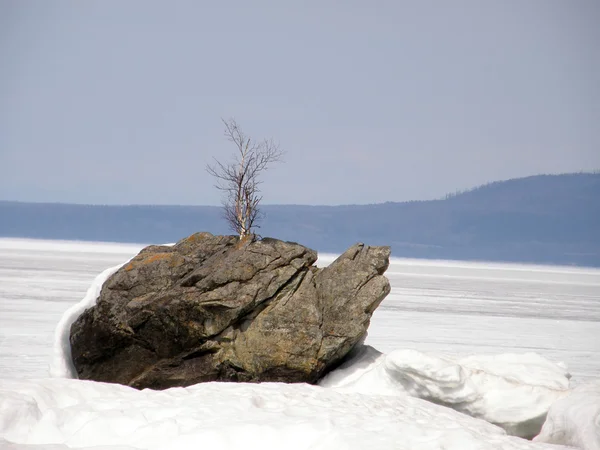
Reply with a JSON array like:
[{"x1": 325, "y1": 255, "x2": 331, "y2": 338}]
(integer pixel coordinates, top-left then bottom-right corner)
[
  {"x1": 0, "y1": 378, "x2": 572, "y2": 450},
  {"x1": 534, "y1": 380, "x2": 600, "y2": 450},
  {"x1": 49, "y1": 263, "x2": 125, "y2": 379},
  {"x1": 319, "y1": 345, "x2": 571, "y2": 439}
]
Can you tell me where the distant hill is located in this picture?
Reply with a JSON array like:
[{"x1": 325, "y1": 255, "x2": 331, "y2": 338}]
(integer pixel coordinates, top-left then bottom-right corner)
[{"x1": 1, "y1": 173, "x2": 599, "y2": 266}]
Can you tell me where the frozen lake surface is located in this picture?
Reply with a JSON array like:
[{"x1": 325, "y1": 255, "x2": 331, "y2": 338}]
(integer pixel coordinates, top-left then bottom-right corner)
[
  {"x1": 1, "y1": 238, "x2": 599, "y2": 450},
  {"x1": 363, "y1": 258, "x2": 600, "y2": 385},
  {"x1": 1, "y1": 238, "x2": 599, "y2": 383}
]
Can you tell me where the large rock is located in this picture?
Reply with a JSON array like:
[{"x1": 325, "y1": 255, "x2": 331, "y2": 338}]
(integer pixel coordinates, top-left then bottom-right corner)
[{"x1": 70, "y1": 233, "x2": 391, "y2": 389}]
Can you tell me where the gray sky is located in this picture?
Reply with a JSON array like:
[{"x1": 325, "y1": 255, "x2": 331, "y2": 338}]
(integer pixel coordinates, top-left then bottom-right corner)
[{"x1": 1, "y1": 1, "x2": 599, "y2": 206}]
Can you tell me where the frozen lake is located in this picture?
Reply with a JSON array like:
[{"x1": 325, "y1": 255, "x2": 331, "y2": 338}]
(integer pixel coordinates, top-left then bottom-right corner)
[{"x1": 1, "y1": 238, "x2": 599, "y2": 383}]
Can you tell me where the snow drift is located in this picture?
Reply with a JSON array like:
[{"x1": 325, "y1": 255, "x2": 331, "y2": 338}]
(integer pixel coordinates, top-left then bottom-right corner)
[
  {"x1": 49, "y1": 263, "x2": 125, "y2": 379},
  {"x1": 319, "y1": 345, "x2": 571, "y2": 439},
  {"x1": 0, "y1": 378, "x2": 571, "y2": 450},
  {"x1": 534, "y1": 380, "x2": 600, "y2": 450}
]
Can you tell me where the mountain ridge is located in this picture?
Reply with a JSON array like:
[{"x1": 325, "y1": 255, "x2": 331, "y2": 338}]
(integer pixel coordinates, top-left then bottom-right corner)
[{"x1": 1, "y1": 173, "x2": 599, "y2": 266}]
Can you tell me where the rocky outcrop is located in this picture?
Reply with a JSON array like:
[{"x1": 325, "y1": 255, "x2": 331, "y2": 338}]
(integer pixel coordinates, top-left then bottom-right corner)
[{"x1": 69, "y1": 233, "x2": 391, "y2": 389}]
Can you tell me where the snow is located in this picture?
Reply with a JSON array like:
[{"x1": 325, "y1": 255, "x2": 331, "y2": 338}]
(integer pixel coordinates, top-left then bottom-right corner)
[
  {"x1": 49, "y1": 263, "x2": 125, "y2": 379},
  {"x1": 0, "y1": 238, "x2": 145, "y2": 254},
  {"x1": 319, "y1": 345, "x2": 571, "y2": 438},
  {"x1": 534, "y1": 381, "x2": 600, "y2": 450},
  {"x1": 0, "y1": 378, "x2": 572, "y2": 450},
  {"x1": 1, "y1": 238, "x2": 599, "y2": 449},
  {"x1": 363, "y1": 257, "x2": 600, "y2": 384}
]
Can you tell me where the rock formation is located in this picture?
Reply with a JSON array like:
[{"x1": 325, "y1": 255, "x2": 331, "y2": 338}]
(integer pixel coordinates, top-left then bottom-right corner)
[{"x1": 70, "y1": 233, "x2": 391, "y2": 389}]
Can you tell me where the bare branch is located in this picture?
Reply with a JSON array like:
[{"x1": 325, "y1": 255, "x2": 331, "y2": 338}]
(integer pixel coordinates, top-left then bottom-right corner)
[{"x1": 206, "y1": 118, "x2": 284, "y2": 239}]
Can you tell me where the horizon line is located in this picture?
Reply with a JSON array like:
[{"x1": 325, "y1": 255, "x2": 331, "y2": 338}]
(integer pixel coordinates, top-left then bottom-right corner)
[{"x1": 1, "y1": 171, "x2": 597, "y2": 209}]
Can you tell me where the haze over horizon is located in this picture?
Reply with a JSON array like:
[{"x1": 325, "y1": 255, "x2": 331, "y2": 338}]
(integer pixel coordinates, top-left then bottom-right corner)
[
  {"x1": 1, "y1": 171, "x2": 597, "y2": 207},
  {"x1": 2, "y1": 1, "x2": 599, "y2": 206}
]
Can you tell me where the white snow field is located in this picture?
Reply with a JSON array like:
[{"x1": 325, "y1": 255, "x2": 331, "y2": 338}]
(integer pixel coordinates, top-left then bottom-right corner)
[{"x1": 1, "y1": 238, "x2": 599, "y2": 449}]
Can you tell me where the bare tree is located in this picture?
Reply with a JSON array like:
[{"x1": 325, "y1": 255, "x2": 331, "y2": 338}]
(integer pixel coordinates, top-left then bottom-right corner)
[{"x1": 207, "y1": 118, "x2": 284, "y2": 239}]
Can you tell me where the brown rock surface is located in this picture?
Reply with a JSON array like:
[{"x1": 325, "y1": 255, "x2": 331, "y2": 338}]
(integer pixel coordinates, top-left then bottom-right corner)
[{"x1": 70, "y1": 232, "x2": 390, "y2": 389}]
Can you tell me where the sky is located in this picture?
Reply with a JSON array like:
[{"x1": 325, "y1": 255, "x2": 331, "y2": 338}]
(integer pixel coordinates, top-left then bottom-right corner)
[{"x1": 1, "y1": 1, "x2": 599, "y2": 206}]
